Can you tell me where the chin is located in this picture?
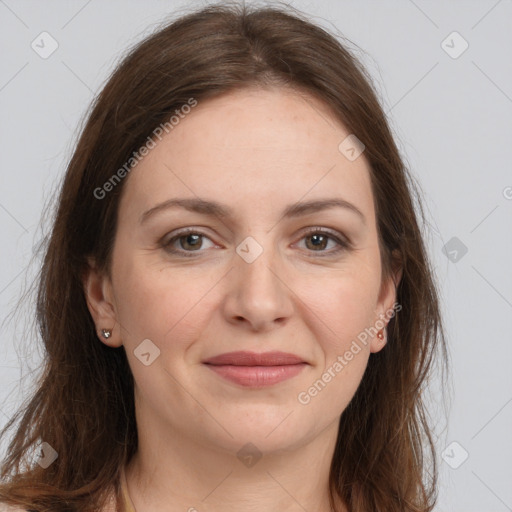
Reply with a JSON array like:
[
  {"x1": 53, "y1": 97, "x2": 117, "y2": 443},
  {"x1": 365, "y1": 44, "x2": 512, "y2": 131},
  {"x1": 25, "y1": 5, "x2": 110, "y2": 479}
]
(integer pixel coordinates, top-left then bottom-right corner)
[{"x1": 205, "y1": 412, "x2": 310, "y2": 453}]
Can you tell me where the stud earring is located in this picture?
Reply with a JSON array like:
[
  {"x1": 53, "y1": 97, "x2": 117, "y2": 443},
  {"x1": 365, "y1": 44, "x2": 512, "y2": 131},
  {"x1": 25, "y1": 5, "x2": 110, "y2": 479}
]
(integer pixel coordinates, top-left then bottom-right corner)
[
  {"x1": 101, "y1": 328, "x2": 113, "y2": 339},
  {"x1": 377, "y1": 328, "x2": 386, "y2": 342}
]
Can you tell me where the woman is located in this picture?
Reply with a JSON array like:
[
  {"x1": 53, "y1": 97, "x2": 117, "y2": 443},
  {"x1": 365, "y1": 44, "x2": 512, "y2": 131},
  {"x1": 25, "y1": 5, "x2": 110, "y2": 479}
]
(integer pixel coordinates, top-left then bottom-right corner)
[{"x1": 0, "y1": 3, "x2": 447, "y2": 511}]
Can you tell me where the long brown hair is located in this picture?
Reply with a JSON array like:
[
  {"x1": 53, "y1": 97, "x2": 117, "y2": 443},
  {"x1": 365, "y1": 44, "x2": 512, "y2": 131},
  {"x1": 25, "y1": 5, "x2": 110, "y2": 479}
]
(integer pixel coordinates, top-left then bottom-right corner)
[{"x1": 0, "y1": 3, "x2": 448, "y2": 511}]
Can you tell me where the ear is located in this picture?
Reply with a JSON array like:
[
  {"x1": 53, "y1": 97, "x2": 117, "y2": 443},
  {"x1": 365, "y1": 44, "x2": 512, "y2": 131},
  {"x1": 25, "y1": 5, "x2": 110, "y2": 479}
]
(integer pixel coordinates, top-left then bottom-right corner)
[
  {"x1": 370, "y1": 253, "x2": 403, "y2": 354},
  {"x1": 82, "y1": 258, "x2": 122, "y2": 348}
]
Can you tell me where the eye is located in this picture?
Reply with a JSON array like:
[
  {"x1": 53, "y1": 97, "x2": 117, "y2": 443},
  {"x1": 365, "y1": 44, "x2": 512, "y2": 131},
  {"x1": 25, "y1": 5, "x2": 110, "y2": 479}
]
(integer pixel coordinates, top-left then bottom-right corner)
[
  {"x1": 161, "y1": 226, "x2": 351, "y2": 258},
  {"x1": 296, "y1": 228, "x2": 350, "y2": 256},
  {"x1": 162, "y1": 228, "x2": 216, "y2": 256}
]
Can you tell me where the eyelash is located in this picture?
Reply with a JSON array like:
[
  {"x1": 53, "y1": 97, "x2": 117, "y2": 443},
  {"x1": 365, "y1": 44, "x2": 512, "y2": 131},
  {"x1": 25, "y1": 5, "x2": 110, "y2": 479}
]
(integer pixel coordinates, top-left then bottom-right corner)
[{"x1": 161, "y1": 227, "x2": 351, "y2": 258}]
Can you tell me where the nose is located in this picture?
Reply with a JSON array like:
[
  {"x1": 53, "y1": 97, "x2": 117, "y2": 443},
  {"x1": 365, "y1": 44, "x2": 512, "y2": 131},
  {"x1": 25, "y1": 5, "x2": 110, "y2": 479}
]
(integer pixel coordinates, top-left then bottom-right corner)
[{"x1": 222, "y1": 241, "x2": 294, "y2": 332}]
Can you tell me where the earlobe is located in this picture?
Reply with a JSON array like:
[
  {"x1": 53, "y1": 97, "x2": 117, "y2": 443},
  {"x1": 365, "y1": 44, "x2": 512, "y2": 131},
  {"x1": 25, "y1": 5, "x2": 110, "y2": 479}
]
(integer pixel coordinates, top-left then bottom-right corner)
[
  {"x1": 370, "y1": 259, "x2": 403, "y2": 354},
  {"x1": 82, "y1": 260, "x2": 122, "y2": 348},
  {"x1": 370, "y1": 326, "x2": 387, "y2": 354}
]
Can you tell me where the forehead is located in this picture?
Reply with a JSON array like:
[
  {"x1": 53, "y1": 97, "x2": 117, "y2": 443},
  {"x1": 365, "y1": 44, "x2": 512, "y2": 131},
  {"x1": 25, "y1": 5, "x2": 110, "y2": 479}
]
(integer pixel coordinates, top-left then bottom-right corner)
[{"x1": 119, "y1": 87, "x2": 375, "y2": 224}]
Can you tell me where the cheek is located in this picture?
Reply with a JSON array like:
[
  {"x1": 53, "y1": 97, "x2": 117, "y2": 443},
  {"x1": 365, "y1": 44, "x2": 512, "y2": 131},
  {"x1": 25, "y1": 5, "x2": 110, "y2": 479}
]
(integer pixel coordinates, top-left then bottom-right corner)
[
  {"x1": 295, "y1": 273, "x2": 378, "y2": 412},
  {"x1": 111, "y1": 255, "x2": 217, "y2": 352},
  {"x1": 302, "y1": 264, "x2": 381, "y2": 353}
]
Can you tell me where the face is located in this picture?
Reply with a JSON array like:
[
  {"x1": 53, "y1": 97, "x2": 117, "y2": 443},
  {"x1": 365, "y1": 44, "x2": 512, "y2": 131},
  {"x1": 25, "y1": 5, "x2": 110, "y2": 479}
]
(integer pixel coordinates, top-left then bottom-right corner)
[{"x1": 85, "y1": 87, "x2": 400, "y2": 455}]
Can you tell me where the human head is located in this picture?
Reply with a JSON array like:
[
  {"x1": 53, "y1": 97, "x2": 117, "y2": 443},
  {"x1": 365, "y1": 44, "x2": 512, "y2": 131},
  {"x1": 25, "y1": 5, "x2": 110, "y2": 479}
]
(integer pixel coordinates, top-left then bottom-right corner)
[{"x1": 0, "y1": 4, "x2": 446, "y2": 511}]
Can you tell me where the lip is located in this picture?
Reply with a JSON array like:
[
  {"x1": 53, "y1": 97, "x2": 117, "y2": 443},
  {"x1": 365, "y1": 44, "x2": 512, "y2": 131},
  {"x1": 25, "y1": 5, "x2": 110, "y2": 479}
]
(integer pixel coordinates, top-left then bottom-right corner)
[
  {"x1": 203, "y1": 351, "x2": 308, "y2": 387},
  {"x1": 203, "y1": 350, "x2": 305, "y2": 366}
]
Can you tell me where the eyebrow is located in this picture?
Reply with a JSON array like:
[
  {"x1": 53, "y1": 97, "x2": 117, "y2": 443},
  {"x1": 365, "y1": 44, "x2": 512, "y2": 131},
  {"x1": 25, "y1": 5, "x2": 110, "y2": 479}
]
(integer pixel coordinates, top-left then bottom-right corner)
[{"x1": 139, "y1": 197, "x2": 366, "y2": 225}]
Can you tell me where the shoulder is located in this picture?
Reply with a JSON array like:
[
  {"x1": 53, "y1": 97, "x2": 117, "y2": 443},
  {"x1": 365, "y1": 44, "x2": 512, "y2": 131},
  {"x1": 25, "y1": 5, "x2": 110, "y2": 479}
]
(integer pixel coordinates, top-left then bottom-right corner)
[
  {"x1": 0, "y1": 503, "x2": 115, "y2": 512},
  {"x1": 0, "y1": 492, "x2": 118, "y2": 512},
  {"x1": 0, "y1": 505, "x2": 28, "y2": 512}
]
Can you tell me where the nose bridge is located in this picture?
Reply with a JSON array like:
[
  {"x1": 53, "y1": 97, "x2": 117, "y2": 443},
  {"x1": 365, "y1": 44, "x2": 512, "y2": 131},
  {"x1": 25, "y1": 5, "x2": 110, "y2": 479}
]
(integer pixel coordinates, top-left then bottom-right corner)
[
  {"x1": 237, "y1": 234, "x2": 281, "y2": 298},
  {"x1": 225, "y1": 233, "x2": 293, "y2": 329}
]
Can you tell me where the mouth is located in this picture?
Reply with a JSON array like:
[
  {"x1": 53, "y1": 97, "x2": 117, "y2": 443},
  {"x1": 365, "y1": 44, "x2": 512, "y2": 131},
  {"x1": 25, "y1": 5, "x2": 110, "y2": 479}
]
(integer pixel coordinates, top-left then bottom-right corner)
[{"x1": 202, "y1": 351, "x2": 308, "y2": 387}]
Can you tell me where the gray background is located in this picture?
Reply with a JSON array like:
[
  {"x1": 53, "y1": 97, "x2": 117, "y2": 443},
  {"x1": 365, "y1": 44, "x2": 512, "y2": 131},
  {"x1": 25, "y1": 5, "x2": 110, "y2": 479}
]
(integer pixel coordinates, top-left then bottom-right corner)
[{"x1": 1, "y1": 0, "x2": 511, "y2": 510}]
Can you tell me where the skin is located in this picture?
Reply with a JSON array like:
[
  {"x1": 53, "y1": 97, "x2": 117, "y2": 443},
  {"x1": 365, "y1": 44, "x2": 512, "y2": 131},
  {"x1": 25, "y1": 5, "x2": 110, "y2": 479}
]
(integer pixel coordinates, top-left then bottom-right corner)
[{"x1": 84, "y1": 86, "x2": 402, "y2": 512}]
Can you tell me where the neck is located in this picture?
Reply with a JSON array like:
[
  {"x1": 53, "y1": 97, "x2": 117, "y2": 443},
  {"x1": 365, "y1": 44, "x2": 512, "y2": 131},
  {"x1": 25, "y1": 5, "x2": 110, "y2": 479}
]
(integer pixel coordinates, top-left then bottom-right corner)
[{"x1": 124, "y1": 415, "x2": 346, "y2": 512}]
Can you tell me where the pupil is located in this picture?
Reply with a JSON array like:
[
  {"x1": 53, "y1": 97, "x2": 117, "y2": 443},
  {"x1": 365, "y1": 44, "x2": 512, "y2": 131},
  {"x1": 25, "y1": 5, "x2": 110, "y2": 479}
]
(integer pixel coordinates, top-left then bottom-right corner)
[
  {"x1": 309, "y1": 234, "x2": 326, "y2": 250},
  {"x1": 184, "y1": 234, "x2": 201, "y2": 249}
]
